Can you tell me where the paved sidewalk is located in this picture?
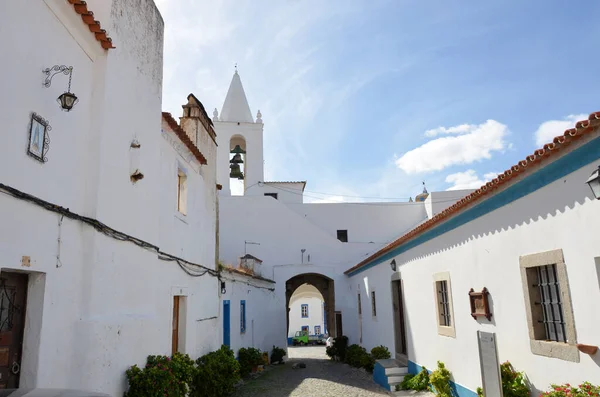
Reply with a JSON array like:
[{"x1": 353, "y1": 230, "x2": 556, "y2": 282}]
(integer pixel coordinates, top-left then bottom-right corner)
[{"x1": 233, "y1": 346, "x2": 391, "y2": 397}]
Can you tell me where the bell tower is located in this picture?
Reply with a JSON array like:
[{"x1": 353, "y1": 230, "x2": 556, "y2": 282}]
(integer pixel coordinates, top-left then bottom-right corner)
[{"x1": 214, "y1": 69, "x2": 265, "y2": 196}]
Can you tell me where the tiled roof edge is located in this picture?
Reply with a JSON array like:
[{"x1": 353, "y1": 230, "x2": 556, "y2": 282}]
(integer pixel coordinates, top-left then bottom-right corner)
[
  {"x1": 162, "y1": 112, "x2": 208, "y2": 165},
  {"x1": 68, "y1": 0, "x2": 115, "y2": 50},
  {"x1": 344, "y1": 111, "x2": 600, "y2": 275}
]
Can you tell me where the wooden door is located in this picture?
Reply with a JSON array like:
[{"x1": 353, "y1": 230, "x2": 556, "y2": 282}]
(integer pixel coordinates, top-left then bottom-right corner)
[
  {"x1": 0, "y1": 272, "x2": 28, "y2": 389},
  {"x1": 392, "y1": 280, "x2": 407, "y2": 364},
  {"x1": 334, "y1": 311, "x2": 343, "y2": 337},
  {"x1": 172, "y1": 296, "x2": 180, "y2": 355}
]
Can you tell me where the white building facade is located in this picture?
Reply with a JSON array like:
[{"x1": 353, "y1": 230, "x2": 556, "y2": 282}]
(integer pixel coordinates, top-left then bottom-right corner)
[
  {"x1": 346, "y1": 115, "x2": 600, "y2": 394},
  {"x1": 0, "y1": 2, "x2": 221, "y2": 395},
  {"x1": 213, "y1": 71, "x2": 470, "y2": 353}
]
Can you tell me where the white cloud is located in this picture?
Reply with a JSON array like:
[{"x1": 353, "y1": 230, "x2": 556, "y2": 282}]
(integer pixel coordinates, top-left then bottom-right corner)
[
  {"x1": 445, "y1": 170, "x2": 498, "y2": 191},
  {"x1": 534, "y1": 114, "x2": 587, "y2": 147},
  {"x1": 395, "y1": 120, "x2": 509, "y2": 174},
  {"x1": 425, "y1": 123, "x2": 476, "y2": 137}
]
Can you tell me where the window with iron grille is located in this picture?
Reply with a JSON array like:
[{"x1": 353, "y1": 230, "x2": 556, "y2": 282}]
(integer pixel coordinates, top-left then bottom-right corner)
[
  {"x1": 520, "y1": 249, "x2": 578, "y2": 362},
  {"x1": 371, "y1": 291, "x2": 377, "y2": 316},
  {"x1": 533, "y1": 264, "x2": 567, "y2": 342},
  {"x1": 301, "y1": 304, "x2": 309, "y2": 318},
  {"x1": 436, "y1": 280, "x2": 451, "y2": 327},
  {"x1": 314, "y1": 325, "x2": 321, "y2": 335}
]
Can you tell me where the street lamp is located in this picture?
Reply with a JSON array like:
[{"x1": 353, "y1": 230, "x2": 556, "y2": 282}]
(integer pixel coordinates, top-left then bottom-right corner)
[
  {"x1": 585, "y1": 165, "x2": 600, "y2": 200},
  {"x1": 390, "y1": 259, "x2": 397, "y2": 271},
  {"x1": 43, "y1": 65, "x2": 79, "y2": 112}
]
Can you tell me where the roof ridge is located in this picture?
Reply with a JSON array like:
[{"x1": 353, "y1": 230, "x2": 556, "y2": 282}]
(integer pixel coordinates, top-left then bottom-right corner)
[{"x1": 344, "y1": 111, "x2": 600, "y2": 275}]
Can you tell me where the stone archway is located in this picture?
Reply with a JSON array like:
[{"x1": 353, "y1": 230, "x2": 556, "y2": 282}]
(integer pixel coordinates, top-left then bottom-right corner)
[{"x1": 285, "y1": 273, "x2": 335, "y2": 340}]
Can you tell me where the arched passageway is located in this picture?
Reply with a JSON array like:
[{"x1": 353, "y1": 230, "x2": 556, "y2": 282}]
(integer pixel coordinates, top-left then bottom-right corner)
[{"x1": 285, "y1": 273, "x2": 335, "y2": 343}]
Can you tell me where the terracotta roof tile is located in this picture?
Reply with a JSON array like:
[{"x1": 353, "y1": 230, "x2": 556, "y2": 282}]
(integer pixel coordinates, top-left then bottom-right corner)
[
  {"x1": 344, "y1": 111, "x2": 600, "y2": 275},
  {"x1": 162, "y1": 112, "x2": 208, "y2": 165},
  {"x1": 68, "y1": 0, "x2": 115, "y2": 50}
]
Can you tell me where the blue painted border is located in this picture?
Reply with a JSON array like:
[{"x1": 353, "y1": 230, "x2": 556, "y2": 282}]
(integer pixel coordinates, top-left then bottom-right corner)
[
  {"x1": 373, "y1": 361, "x2": 391, "y2": 391},
  {"x1": 409, "y1": 360, "x2": 477, "y2": 397},
  {"x1": 348, "y1": 136, "x2": 600, "y2": 277}
]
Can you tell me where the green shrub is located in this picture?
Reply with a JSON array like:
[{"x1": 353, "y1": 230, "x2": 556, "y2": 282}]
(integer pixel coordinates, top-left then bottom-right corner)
[
  {"x1": 326, "y1": 336, "x2": 349, "y2": 361},
  {"x1": 238, "y1": 347, "x2": 263, "y2": 377},
  {"x1": 477, "y1": 362, "x2": 530, "y2": 397},
  {"x1": 400, "y1": 367, "x2": 430, "y2": 391},
  {"x1": 429, "y1": 361, "x2": 453, "y2": 397},
  {"x1": 345, "y1": 344, "x2": 375, "y2": 372},
  {"x1": 192, "y1": 345, "x2": 240, "y2": 397},
  {"x1": 370, "y1": 345, "x2": 391, "y2": 360},
  {"x1": 270, "y1": 345, "x2": 286, "y2": 364},
  {"x1": 542, "y1": 382, "x2": 600, "y2": 397},
  {"x1": 124, "y1": 352, "x2": 195, "y2": 397}
]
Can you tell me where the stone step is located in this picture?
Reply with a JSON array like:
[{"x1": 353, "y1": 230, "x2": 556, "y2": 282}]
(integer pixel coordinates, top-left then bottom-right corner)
[
  {"x1": 388, "y1": 374, "x2": 409, "y2": 384},
  {"x1": 385, "y1": 366, "x2": 408, "y2": 376}
]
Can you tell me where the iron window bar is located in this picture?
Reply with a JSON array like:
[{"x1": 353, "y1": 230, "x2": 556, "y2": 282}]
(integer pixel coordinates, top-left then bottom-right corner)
[
  {"x1": 438, "y1": 281, "x2": 451, "y2": 327},
  {"x1": 533, "y1": 265, "x2": 567, "y2": 343}
]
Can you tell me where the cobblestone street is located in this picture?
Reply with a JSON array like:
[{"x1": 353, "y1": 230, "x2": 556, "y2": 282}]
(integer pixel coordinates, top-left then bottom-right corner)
[{"x1": 233, "y1": 346, "x2": 391, "y2": 397}]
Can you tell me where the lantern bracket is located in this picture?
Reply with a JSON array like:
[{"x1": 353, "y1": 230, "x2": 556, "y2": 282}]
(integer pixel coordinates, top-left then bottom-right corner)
[{"x1": 43, "y1": 65, "x2": 73, "y2": 89}]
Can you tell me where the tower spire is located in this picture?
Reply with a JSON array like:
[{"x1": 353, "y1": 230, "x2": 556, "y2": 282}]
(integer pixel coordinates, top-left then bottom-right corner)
[{"x1": 220, "y1": 67, "x2": 253, "y2": 123}]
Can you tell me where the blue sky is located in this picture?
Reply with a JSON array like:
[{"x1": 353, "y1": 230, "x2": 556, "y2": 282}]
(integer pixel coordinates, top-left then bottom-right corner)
[{"x1": 156, "y1": 0, "x2": 599, "y2": 202}]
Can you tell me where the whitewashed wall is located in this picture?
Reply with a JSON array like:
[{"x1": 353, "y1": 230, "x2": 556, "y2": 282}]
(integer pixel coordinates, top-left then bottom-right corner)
[
  {"x1": 262, "y1": 182, "x2": 305, "y2": 204},
  {"x1": 219, "y1": 270, "x2": 282, "y2": 354},
  {"x1": 0, "y1": 1, "x2": 221, "y2": 396},
  {"x1": 351, "y1": 150, "x2": 600, "y2": 394},
  {"x1": 288, "y1": 296, "x2": 325, "y2": 337}
]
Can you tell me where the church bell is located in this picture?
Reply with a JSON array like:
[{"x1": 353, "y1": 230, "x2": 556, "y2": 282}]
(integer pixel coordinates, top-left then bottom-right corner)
[
  {"x1": 230, "y1": 153, "x2": 243, "y2": 164},
  {"x1": 229, "y1": 163, "x2": 244, "y2": 180},
  {"x1": 230, "y1": 145, "x2": 246, "y2": 154}
]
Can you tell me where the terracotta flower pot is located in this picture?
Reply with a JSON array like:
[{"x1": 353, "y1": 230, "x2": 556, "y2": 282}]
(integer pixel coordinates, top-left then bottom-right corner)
[{"x1": 577, "y1": 344, "x2": 598, "y2": 355}]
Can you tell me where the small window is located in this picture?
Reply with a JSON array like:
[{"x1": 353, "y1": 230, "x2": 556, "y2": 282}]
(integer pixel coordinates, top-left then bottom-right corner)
[
  {"x1": 314, "y1": 325, "x2": 321, "y2": 335},
  {"x1": 177, "y1": 169, "x2": 187, "y2": 215},
  {"x1": 337, "y1": 230, "x2": 348, "y2": 243},
  {"x1": 264, "y1": 193, "x2": 278, "y2": 200},
  {"x1": 240, "y1": 300, "x2": 246, "y2": 333},
  {"x1": 301, "y1": 325, "x2": 309, "y2": 335},
  {"x1": 520, "y1": 249, "x2": 578, "y2": 362},
  {"x1": 371, "y1": 291, "x2": 377, "y2": 316},
  {"x1": 357, "y1": 293, "x2": 362, "y2": 316},
  {"x1": 433, "y1": 272, "x2": 455, "y2": 337},
  {"x1": 436, "y1": 280, "x2": 451, "y2": 327},
  {"x1": 301, "y1": 304, "x2": 309, "y2": 318}
]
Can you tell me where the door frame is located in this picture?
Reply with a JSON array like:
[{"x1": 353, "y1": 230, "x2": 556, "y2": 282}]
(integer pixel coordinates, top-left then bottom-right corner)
[{"x1": 391, "y1": 273, "x2": 408, "y2": 365}]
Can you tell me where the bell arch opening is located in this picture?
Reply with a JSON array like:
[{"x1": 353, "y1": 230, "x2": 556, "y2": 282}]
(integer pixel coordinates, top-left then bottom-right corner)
[
  {"x1": 285, "y1": 273, "x2": 335, "y2": 345},
  {"x1": 229, "y1": 135, "x2": 246, "y2": 196}
]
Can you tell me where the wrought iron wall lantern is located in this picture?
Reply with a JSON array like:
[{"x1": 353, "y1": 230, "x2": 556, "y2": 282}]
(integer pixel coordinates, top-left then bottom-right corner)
[
  {"x1": 42, "y1": 65, "x2": 78, "y2": 111},
  {"x1": 585, "y1": 165, "x2": 600, "y2": 200},
  {"x1": 468, "y1": 287, "x2": 492, "y2": 321},
  {"x1": 390, "y1": 259, "x2": 397, "y2": 271}
]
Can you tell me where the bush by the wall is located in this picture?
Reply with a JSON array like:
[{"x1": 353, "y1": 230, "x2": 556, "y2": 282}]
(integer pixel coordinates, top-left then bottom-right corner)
[
  {"x1": 542, "y1": 382, "x2": 600, "y2": 397},
  {"x1": 325, "y1": 336, "x2": 349, "y2": 361},
  {"x1": 429, "y1": 361, "x2": 453, "y2": 397},
  {"x1": 345, "y1": 344, "x2": 375, "y2": 373},
  {"x1": 238, "y1": 347, "x2": 263, "y2": 377},
  {"x1": 370, "y1": 345, "x2": 391, "y2": 360},
  {"x1": 477, "y1": 362, "x2": 530, "y2": 397},
  {"x1": 124, "y1": 352, "x2": 195, "y2": 397},
  {"x1": 191, "y1": 345, "x2": 240, "y2": 397},
  {"x1": 270, "y1": 345, "x2": 286, "y2": 364},
  {"x1": 399, "y1": 366, "x2": 430, "y2": 391}
]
